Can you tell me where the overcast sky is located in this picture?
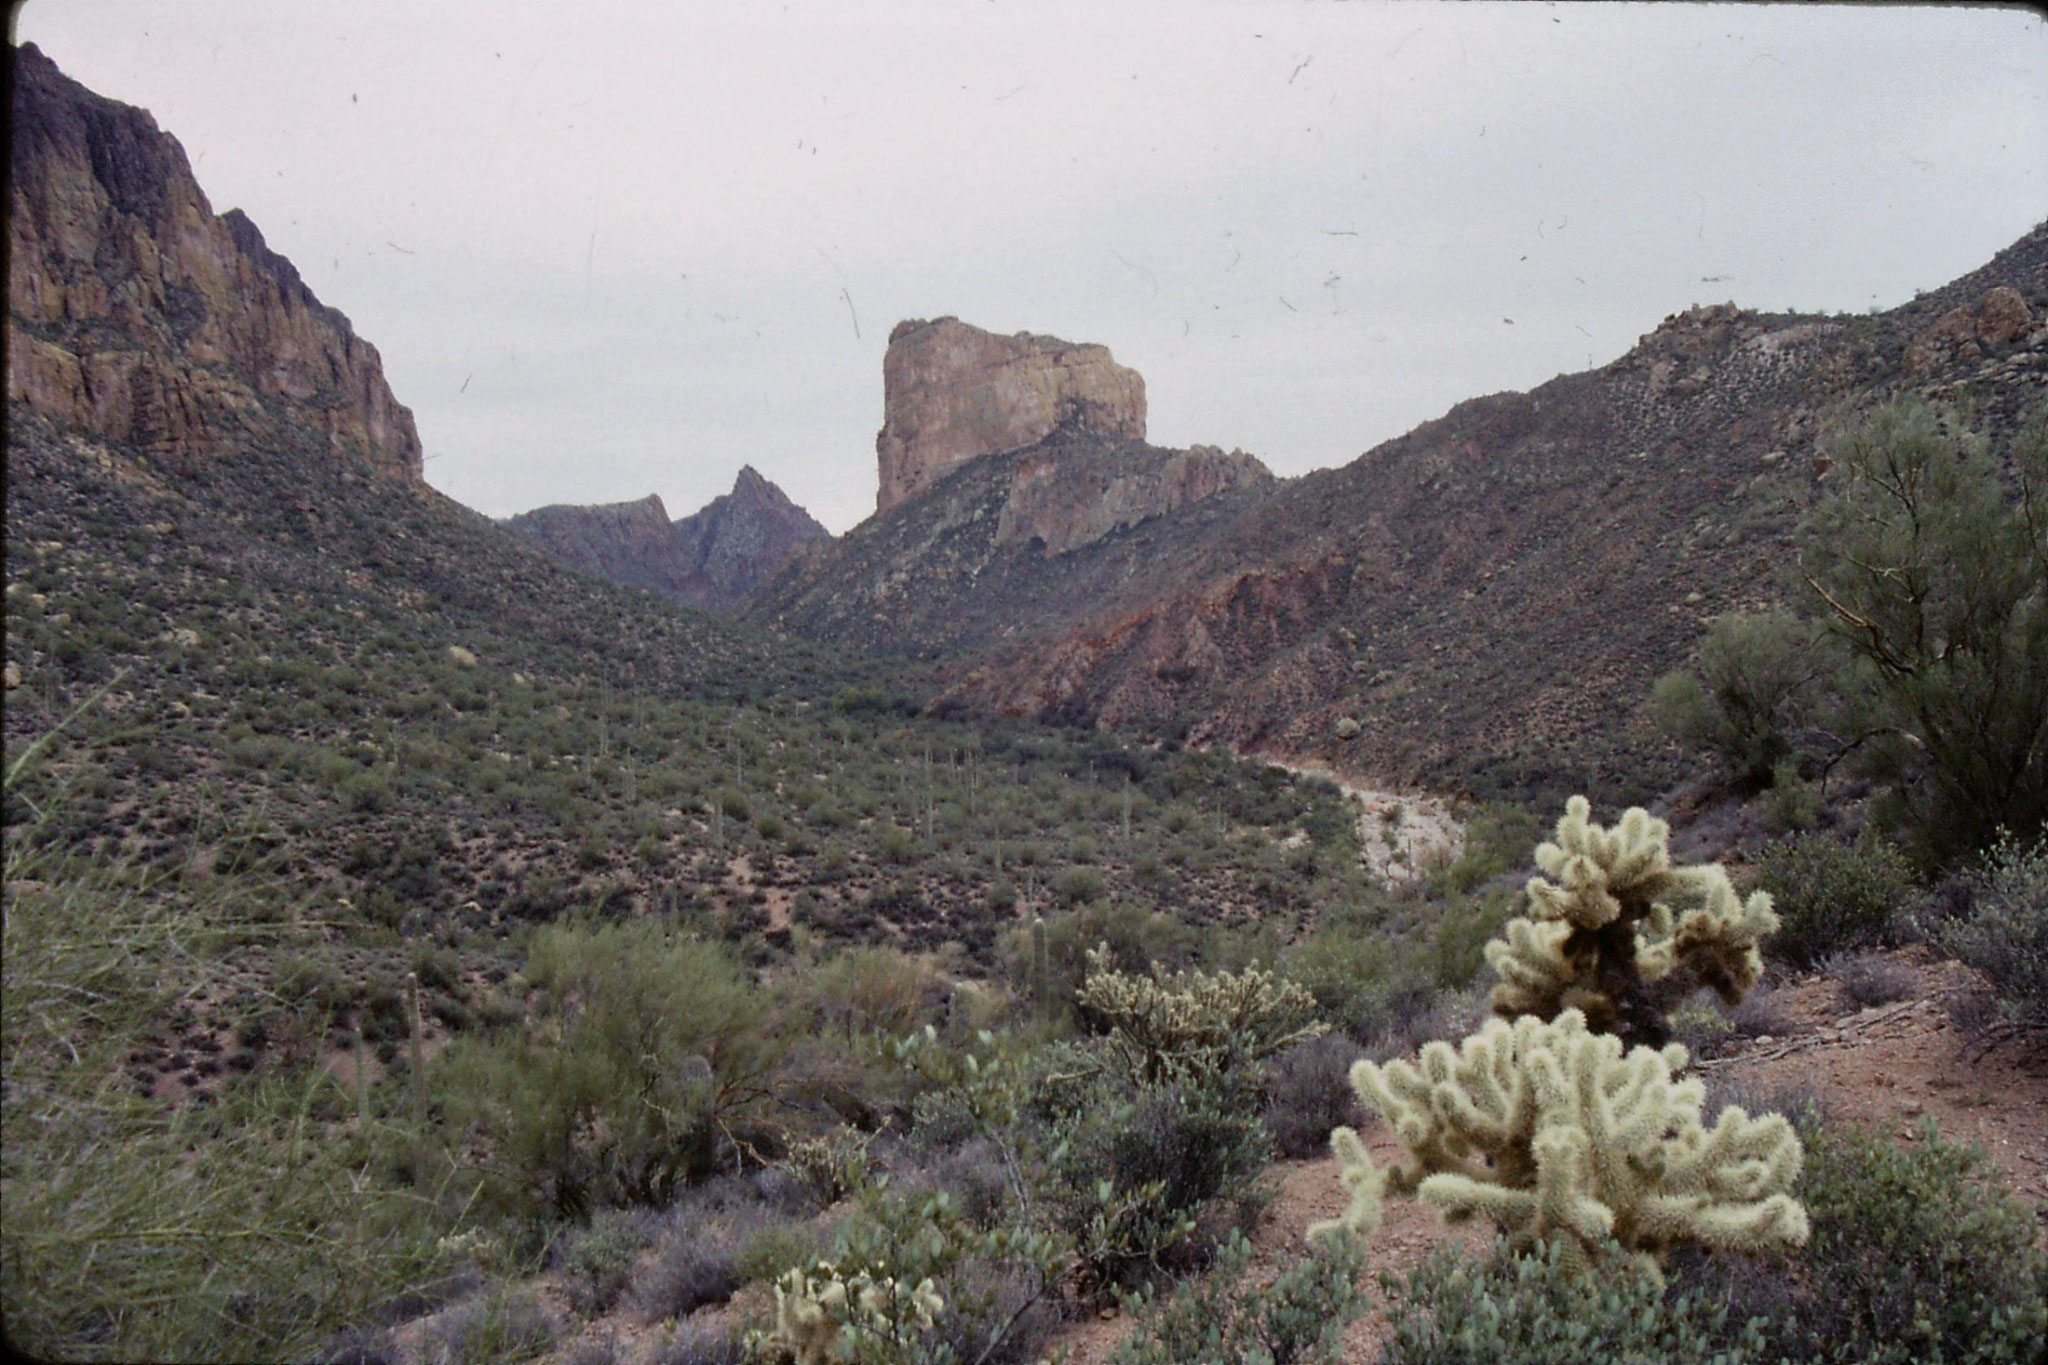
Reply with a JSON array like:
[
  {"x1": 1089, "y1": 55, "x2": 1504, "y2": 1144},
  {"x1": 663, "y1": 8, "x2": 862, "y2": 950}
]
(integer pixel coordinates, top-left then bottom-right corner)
[{"x1": 15, "y1": 2, "x2": 2048, "y2": 533}]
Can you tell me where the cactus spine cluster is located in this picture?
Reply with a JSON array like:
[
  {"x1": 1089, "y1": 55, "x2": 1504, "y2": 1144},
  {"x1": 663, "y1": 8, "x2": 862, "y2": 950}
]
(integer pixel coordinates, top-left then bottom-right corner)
[
  {"x1": 1314, "y1": 1009, "x2": 1808, "y2": 1272},
  {"x1": 1315, "y1": 797, "x2": 1810, "y2": 1274},
  {"x1": 1076, "y1": 944, "x2": 1325, "y2": 1086},
  {"x1": 1487, "y1": 795, "x2": 1780, "y2": 1047}
]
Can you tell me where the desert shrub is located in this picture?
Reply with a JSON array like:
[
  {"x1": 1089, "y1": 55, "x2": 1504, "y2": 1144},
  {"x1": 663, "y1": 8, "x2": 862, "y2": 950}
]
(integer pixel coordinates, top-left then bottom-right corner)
[
  {"x1": 631, "y1": 1201, "x2": 766, "y2": 1323},
  {"x1": 650, "y1": 1320, "x2": 749, "y2": 1365},
  {"x1": 1261, "y1": 1033, "x2": 1365, "y2": 1159},
  {"x1": 1725, "y1": 980, "x2": 1797, "y2": 1039},
  {"x1": 1763, "y1": 755, "x2": 1823, "y2": 833},
  {"x1": 1650, "y1": 609, "x2": 1824, "y2": 792},
  {"x1": 1684, "y1": 1120, "x2": 2048, "y2": 1364},
  {"x1": 1107, "y1": 1229, "x2": 1366, "y2": 1365},
  {"x1": 800, "y1": 945, "x2": 940, "y2": 1043},
  {"x1": 1280, "y1": 921, "x2": 1436, "y2": 1042},
  {"x1": 1821, "y1": 949, "x2": 1920, "y2": 1009},
  {"x1": 731, "y1": 1215, "x2": 825, "y2": 1288},
  {"x1": 1752, "y1": 829, "x2": 1917, "y2": 969},
  {"x1": 1424, "y1": 887, "x2": 1514, "y2": 990},
  {"x1": 1932, "y1": 830, "x2": 2048, "y2": 1032},
  {"x1": 0, "y1": 828, "x2": 451, "y2": 1362},
  {"x1": 436, "y1": 920, "x2": 783, "y2": 1218},
  {"x1": 1047, "y1": 1072, "x2": 1273, "y2": 1294},
  {"x1": 558, "y1": 1208, "x2": 651, "y2": 1317},
  {"x1": 416, "y1": 1287, "x2": 557, "y2": 1365},
  {"x1": 1382, "y1": 1239, "x2": 1768, "y2": 1365}
]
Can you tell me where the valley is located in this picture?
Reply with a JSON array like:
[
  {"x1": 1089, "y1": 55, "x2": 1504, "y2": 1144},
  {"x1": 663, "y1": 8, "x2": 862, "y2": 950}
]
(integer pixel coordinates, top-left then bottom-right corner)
[{"x1": 6, "y1": 35, "x2": 2046, "y2": 1365}]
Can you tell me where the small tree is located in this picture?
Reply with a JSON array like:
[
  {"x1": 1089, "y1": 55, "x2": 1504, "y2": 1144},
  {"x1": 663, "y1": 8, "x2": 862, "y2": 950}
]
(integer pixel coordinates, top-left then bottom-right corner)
[
  {"x1": 1797, "y1": 399, "x2": 2048, "y2": 860},
  {"x1": 1650, "y1": 610, "x2": 1827, "y2": 791}
]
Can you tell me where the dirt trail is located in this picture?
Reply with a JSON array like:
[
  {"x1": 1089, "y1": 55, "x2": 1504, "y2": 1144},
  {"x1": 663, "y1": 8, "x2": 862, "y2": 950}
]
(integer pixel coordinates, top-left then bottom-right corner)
[{"x1": 1264, "y1": 760, "x2": 1466, "y2": 885}]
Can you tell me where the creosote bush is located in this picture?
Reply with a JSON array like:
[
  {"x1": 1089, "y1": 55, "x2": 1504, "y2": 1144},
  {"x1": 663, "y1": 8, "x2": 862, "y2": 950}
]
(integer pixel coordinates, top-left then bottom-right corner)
[
  {"x1": 1650, "y1": 609, "x2": 1824, "y2": 792},
  {"x1": 435, "y1": 920, "x2": 783, "y2": 1219},
  {"x1": 1751, "y1": 828, "x2": 1915, "y2": 970},
  {"x1": 1932, "y1": 830, "x2": 2048, "y2": 1034}
]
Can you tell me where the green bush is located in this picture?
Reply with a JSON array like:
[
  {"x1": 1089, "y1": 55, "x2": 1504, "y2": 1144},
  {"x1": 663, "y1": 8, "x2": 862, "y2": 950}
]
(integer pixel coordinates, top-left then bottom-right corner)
[
  {"x1": 1281, "y1": 921, "x2": 1436, "y2": 1041},
  {"x1": 1752, "y1": 829, "x2": 1916, "y2": 969},
  {"x1": 1796, "y1": 400, "x2": 2048, "y2": 862},
  {"x1": 1047, "y1": 1072, "x2": 1273, "y2": 1295},
  {"x1": 1933, "y1": 830, "x2": 2048, "y2": 1032},
  {"x1": 436, "y1": 921, "x2": 783, "y2": 1218},
  {"x1": 1650, "y1": 610, "x2": 1823, "y2": 791},
  {"x1": 1383, "y1": 1240, "x2": 1768, "y2": 1365},
  {"x1": 559, "y1": 1209, "x2": 650, "y2": 1316},
  {"x1": 1686, "y1": 1119, "x2": 2048, "y2": 1364},
  {"x1": 1107, "y1": 1229, "x2": 1365, "y2": 1365}
]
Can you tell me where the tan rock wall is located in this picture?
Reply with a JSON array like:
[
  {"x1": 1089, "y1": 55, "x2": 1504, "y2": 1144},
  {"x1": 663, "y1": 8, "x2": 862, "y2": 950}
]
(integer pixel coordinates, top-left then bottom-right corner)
[
  {"x1": 7, "y1": 44, "x2": 422, "y2": 481},
  {"x1": 875, "y1": 317, "x2": 1145, "y2": 512}
]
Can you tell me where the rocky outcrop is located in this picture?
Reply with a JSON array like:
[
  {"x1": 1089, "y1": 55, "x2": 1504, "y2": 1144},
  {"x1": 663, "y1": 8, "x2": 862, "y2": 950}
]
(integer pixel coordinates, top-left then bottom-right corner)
[
  {"x1": 1904, "y1": 284, "x2": 2037, "y2": 376},
  {"x1": 875, "y1": 317, "x2": 1146, "y2": 513},
  {"x1": 995, "y1": 443, "x2": 1269, "y2": 555},
  {"x1": 504, "y1": 466, "x2": 829, "y2": 613},
  {"x1": 6, "y1": 43, "x2": 422, "y2": 478}
]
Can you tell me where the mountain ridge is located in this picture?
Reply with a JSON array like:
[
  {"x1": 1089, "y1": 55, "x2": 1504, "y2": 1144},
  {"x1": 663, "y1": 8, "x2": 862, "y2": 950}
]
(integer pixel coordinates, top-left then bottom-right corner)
[
  {"x1": 765, "y1": 228, "x2": 2047, "y2": 803},
  {"x1": 503, "y1": 466, "x2": 830, "y2": 613}
]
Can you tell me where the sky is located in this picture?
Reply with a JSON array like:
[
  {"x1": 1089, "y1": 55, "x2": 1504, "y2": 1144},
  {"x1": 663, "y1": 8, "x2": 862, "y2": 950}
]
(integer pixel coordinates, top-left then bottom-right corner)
[{"x1": 13, "y1": 2, "x2": 2048, "y2": 534}]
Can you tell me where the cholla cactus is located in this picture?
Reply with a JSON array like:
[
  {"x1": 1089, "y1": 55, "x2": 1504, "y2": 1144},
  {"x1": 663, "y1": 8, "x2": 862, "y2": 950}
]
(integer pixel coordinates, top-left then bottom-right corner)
[
  {"x1": 1077, "y1": 944, "x2": 1326, "y2": 1086},
  {"x1": 1486, "y1": 795, "x2": 1779, "y2": 1046},
  {"x1": 753, "y1": 1262, "x2": 944, "y2": 1365},
  {"x1": 1312, "y1": 1009, "x2": 1808, "y2": 1273}
]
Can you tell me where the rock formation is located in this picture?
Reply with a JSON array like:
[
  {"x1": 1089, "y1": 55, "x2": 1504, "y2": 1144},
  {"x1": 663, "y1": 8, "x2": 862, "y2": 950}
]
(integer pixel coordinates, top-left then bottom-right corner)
[
  {"x1": 504, "y1": 466, "x2": 828, "y2": 613},
  {"x1": 995, "y1": 442, "x2": 1268, "y2": 556},
  {"x1": 875, "y1": 317, "x2": 1147, "y2": 513},
  {"x1": 6, "y1": 42, "x2": 422, "y2": 479},
  {"x1": 1904, "y1": 284, "x2": 2036, "y2": 376}
]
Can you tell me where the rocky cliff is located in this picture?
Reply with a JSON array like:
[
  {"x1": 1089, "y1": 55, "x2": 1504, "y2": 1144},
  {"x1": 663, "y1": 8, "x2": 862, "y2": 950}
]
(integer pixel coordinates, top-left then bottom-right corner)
[
  {"x1": 6, "y1": 43, "x2": 422, "y2": 479},
  {"x1": 504, "y1": 466, "x2": 829, "y2": 613},
  {"x1": 875, "y1": 317, "x2": 1147, "y2": 513},
  {"x1": 769, "y1": 227, "x2": 2047, "y2": 804}
]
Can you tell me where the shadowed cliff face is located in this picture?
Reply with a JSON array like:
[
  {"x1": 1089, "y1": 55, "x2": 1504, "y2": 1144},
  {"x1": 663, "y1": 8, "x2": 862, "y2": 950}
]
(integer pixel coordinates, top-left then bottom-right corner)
[
  {"x1": 503, "y1": 466, "x2": 830, "y2": 613},
  {"x1": 6, "y1": 42, "x2": 422, "y2": 480}
]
